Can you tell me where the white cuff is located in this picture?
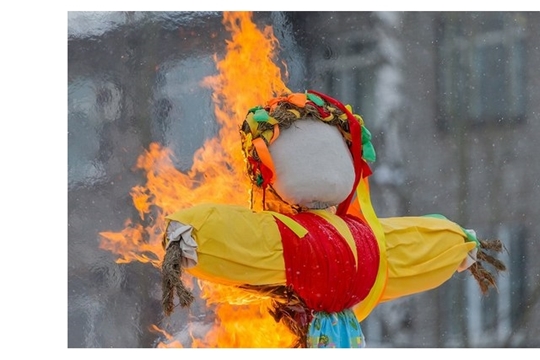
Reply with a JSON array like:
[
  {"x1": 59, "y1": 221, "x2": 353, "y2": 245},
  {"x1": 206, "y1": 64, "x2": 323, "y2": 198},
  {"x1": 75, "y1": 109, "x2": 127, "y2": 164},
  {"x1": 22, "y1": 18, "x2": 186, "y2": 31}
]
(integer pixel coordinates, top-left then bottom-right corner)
[{"x1": 166, "y1": 221, "x2": 198, "y2": 268}]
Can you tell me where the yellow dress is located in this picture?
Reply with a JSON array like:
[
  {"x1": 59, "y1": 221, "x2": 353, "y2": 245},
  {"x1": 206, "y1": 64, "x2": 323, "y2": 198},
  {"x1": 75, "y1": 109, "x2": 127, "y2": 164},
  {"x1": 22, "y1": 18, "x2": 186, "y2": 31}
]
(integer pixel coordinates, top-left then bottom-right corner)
[{"x1": 164, "y1": 202, "x2": 476, "y2": 322}]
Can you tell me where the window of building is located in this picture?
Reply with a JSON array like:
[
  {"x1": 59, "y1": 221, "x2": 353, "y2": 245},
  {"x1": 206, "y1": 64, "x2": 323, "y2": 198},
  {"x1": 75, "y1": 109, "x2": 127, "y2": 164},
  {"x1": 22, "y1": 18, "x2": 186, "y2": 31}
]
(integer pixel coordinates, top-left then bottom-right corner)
[
  {"x1": 307, "y1": 27, "x2": 381, "y2": 127},
  {"x1": 436, "y1": 12, "x2": 527, "y2": 131}
]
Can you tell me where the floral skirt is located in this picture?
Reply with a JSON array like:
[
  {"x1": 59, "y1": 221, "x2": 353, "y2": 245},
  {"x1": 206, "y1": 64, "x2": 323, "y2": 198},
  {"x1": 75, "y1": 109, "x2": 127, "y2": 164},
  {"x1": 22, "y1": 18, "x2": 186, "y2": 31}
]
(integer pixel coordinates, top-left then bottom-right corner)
[{"x1": 307, "y1": 309, "x2": 366, "y2": 348}]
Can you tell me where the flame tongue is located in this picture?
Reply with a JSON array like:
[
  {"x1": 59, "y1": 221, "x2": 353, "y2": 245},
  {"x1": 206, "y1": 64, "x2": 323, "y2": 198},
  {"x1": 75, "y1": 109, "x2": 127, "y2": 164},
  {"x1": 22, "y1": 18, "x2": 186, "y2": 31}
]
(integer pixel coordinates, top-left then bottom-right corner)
[{"x1": 100, "y1": 11, "x2": 297, "y2": 347}]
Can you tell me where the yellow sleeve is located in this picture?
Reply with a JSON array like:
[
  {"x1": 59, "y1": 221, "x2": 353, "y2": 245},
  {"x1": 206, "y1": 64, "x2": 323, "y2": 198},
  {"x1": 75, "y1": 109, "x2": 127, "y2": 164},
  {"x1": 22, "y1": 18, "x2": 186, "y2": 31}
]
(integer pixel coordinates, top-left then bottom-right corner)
[
  {"x1": 379, "y1": 216, "x2": 476, "y2": 302},
  {"x1": 165, "y1": 203, "x2": 286, "y2": 286}
]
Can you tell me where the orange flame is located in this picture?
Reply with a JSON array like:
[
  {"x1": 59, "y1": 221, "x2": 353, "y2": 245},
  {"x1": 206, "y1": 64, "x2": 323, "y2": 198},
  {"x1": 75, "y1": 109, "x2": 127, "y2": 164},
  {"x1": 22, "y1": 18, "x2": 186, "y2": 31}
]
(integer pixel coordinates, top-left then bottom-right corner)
[{"x1": 99, "y1": 11, "x2": 296, "y2": 347}]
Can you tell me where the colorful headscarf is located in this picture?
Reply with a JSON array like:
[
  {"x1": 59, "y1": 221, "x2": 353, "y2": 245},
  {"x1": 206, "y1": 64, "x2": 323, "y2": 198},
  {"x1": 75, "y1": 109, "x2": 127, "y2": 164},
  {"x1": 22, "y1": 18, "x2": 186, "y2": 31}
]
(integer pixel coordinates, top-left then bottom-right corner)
[{"x1": 240, "y1": 90, "x2": 376, "y2": 215}]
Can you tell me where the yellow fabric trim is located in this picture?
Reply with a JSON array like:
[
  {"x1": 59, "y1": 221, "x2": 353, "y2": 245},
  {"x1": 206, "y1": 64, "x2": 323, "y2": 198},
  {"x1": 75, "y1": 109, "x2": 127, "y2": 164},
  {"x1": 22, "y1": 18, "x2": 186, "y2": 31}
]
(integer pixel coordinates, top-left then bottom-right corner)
[
  {"x1": 261, "y1": 129, "x2": 273, "y2": 144},
  {"x1": 310, "y1": 209, "x2": 358, "y2": 267},
  {"x1": 245, "y1": 112, "x2": 258, "y2": 135},
  {"x1": 287, "y1": 109, "x2": 301, "y2": 118},
  {"x1": 352, "y1": 178, "x2": 388, "y2": 322},
  {"x1": 322, "y1": 114, "x2": 334, "y2": 121},
  {"x1": 165, "y1": 204, "x2": 286, "y2": 286},
  {"x1": 267, "y1": 117, "x2": 279, "y2": 126},
  {"x1": 265, "y1": 211, "x2": 308, "y2": 238},
  {"x1": 379, "y1": 216, "x2": 476, "y2": 302}
]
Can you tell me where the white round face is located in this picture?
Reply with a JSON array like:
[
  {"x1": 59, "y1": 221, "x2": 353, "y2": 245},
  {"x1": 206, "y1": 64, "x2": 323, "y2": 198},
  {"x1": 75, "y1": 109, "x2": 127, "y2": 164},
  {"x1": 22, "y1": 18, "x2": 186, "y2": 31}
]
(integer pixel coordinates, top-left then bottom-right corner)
[{"x1": 268, "y1": 118, "x2": 355, "y2": 209}]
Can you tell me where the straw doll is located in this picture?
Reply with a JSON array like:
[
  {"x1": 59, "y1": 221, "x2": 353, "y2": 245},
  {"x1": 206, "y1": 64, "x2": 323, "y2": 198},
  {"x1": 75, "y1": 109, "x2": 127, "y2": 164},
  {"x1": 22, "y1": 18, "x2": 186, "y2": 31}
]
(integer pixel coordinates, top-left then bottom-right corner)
[{"x1": 161, "y1": 90, "x2": 505, "y2": 348}]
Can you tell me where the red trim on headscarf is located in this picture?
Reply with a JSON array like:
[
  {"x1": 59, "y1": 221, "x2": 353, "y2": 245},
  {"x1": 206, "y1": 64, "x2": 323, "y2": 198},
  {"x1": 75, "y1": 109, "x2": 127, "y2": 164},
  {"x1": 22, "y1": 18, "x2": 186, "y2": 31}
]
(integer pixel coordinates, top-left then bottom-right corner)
[
  {"x1": 248, "y1": 156, "x2": 274, "y2": 189},
  {"x1": 277, "y1": 212, "x2": 380, "y2": 313}
]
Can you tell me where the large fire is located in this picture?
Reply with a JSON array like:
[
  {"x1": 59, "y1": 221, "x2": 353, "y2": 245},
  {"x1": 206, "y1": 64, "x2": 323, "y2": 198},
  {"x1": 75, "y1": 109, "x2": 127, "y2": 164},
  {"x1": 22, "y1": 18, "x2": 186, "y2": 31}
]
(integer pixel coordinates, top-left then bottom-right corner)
[{"x1": 99, "y1": 12, "x2": 297, "y2": 347}]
